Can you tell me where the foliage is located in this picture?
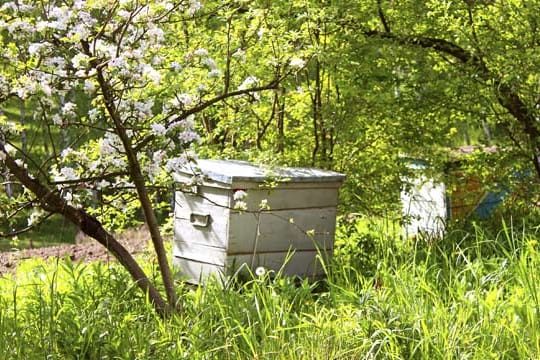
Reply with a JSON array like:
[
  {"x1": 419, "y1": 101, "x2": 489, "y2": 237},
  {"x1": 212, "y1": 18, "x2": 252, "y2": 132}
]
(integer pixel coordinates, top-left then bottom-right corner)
[
  {"x1": 2, "y1": 0, "x2": 540, "y2": 318},
  {"x1": 0, "y1": 214, "x2": 77, "y2": 252},
  {"x1": 1, "y1": 221, "x2": 540, "y2": 358},
  {"x1": 0, "y1": 0, "x2": 291, "y2": 314}
]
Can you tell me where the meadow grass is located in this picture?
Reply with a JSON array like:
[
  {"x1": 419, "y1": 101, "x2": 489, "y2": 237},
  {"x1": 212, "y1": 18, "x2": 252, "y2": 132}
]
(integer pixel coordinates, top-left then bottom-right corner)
[
  {"x1": 0, "y1": 214, "x2": 78, "y2": 252},
  {"x1": 0, "y1": 220, "x2": 539, "y2": 359}
]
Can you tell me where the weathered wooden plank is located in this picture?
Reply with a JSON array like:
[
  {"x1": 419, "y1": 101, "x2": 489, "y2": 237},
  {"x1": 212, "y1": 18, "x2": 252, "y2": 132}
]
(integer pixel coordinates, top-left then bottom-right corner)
[
  {"x1": 227, "y1": 187, "x2": 340, "y2": 211},
  {"x1": 173, "y1": 217, "x2": 229, "y2": 249},
  {"x1": 172, "y1": 241, "x2": 227, "y2": 264},
  {"x1": 228, "y1": 208, "x2": 338, "y2": 253},
  {"x1": 231, "y1": 249, "x2": 331, "y2": 277},
  {"x1": 173, "y1": 249, "x2": 331, "y2": 283},
  {"x1": 172, "y1": 257, "x2": 226, "y2": 284},
  {"x1": 172, "y1": 159, "x2": 344, "y2": 284},
  {"x1": 174, "y1": 188, "x2": 231, "y2": 249},
  {"x1": 173, "y1": 159, "x2": 346, "y2": 185}
]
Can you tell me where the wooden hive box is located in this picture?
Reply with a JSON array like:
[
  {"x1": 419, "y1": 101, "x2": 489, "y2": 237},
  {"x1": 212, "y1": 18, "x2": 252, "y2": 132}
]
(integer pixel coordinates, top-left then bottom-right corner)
[{"x1": 172, "y1": 160, "x2": 345, "y2": 283}]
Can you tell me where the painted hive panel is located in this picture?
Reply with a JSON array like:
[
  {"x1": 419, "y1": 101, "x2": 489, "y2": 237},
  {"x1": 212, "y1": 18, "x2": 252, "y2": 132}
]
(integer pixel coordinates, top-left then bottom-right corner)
[{"x1": 172, "y1": 160, "x2": 345, "y2": 283}]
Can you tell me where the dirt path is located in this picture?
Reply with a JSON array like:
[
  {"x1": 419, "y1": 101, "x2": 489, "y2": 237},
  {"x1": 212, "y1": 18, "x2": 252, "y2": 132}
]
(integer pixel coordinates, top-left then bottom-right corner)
[{"x1": 0, "y1": 227, "x2": 152, "y2": 276}]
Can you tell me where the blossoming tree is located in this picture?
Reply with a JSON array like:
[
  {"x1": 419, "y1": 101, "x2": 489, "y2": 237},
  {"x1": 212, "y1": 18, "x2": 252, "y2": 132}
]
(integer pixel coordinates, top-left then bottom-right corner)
[{"x1": 0, "y1": 0, "x2": 284, "y2": 315}]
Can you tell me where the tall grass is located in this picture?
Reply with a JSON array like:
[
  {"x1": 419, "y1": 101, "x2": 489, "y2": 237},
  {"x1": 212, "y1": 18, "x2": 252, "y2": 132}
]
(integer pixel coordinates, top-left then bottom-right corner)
[{"x1": 1, "y1": 220, "x2": 540, "y2": 359}]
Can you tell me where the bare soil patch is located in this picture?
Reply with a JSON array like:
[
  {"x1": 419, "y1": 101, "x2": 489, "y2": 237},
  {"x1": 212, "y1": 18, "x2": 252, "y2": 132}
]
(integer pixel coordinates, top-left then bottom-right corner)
[{"x1": 0, "y1": 227, "x2": 152, "y2": 276}]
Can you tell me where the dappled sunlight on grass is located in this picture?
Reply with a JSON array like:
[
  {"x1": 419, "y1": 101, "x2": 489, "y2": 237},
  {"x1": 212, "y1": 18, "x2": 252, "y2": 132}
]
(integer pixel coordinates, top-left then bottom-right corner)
[{"x1": 1, "y1": 220, "x2": 540, "y2": 358}]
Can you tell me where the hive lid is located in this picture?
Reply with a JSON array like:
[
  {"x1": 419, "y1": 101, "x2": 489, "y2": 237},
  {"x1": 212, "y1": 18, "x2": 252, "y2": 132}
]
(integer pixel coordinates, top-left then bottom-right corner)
[{"x1": 174, "y1": 159, "x2": 346, "y2": 184}]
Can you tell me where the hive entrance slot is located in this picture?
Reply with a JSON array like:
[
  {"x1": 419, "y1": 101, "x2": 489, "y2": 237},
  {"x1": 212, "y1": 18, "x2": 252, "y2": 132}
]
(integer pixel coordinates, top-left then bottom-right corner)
[{"x1": 190, "y1": 213, "x2": 211, "y2": 227}]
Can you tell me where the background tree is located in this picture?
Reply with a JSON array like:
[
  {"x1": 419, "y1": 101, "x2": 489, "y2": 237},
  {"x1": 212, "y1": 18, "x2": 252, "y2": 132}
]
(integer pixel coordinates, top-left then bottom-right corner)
[
  {"x1": 0, "y1": 0, "x2": 281, "y2": 315},
  {"x1": 194, "y1": 0, "x2": 540, "y2": 214},
  {"x1": 353, "y1": 0, "x2": 540, "y2": 178}
]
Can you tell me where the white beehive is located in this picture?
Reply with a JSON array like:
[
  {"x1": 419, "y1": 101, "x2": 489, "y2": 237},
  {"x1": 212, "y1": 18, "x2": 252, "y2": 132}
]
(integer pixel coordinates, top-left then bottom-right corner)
[{"x1": 172, "y1": 160, "x2": 345, "y2": 283}]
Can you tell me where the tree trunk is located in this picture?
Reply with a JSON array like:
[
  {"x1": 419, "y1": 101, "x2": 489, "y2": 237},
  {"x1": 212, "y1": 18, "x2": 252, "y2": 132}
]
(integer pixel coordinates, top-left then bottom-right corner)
[
  {"x1": 0, "y1": 145, "x2": 170, "y2": 316},
  {"x1": 86, "y1": 47, "x2": 179, "y2": 311}
]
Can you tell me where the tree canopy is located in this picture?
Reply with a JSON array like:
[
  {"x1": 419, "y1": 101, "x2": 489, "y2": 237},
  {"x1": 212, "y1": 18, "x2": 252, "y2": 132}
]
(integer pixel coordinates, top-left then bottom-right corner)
[{"x1": 1, "y1": 0, "x2": 539, "y2": 313}]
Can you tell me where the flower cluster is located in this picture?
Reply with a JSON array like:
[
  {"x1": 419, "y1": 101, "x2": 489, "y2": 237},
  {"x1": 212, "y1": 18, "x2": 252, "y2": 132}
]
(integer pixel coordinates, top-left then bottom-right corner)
[
  {"x1": 0, "y1": 0, "x2": 223, "y2": 227},
  {"x1": 233, "y1": 190, "x2": 248, "y2": 211}
]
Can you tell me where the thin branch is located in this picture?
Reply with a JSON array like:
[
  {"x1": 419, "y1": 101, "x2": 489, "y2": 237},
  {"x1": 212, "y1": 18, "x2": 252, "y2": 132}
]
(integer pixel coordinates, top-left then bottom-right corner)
[
  {"x1": 377, "y1": 0, "x2": 391, "y2": 33},
  {"x1": 0, "y1": 212, "x2": 54, "y2": 238},
  {"x1": 364, "y1": 29, "x2": 489, "y2": 74},
  {"x1": 48, "y1": 171, "x2": 130, "y2": 187},
  {"x1": 133, "y1": 80, "x2": 282, "y2": 151},
  {"x1": 166, "y1": 81, "x2": 280, "y2": 124}
]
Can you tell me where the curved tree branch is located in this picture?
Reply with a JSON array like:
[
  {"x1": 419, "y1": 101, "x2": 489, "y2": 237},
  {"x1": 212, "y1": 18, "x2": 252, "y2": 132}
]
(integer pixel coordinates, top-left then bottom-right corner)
[
  {"x1": 377, "y1": 0, "x2": 391, "y2": 33},
  {"x1": 0, "y1": 143, "x2": 170, "y2": 316},
  {"x1": 363, "y1": 29, "x2": 540, "y2": 179}
]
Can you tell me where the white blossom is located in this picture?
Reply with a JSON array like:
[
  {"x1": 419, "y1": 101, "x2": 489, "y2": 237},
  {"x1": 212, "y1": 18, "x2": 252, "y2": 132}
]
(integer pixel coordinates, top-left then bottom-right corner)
[
  {"x1": 170, "y1": 62, "x2": 182, "y2": 72},
  {"x1": 117, "y1": 10, "x2": 131, "y2": 19},
  {"x1": 178, "y1": 130, "x2": 200, "y2": 143},
  {"x1": 143, "y1": 65, "x2": 161, "y2": 85},
  {"x1": 14, "y1": 159, "x2": 26, "y2": 169},
  {"x1": 150, "y1": 123, "x2": 167, "y2": 136},
  {"x1": 28, "y1": 43, "x2": 46, "y2": 56},
  {"x1": 255, "y1": 266, "x2": 266, "y2": 277},
  {"x1": 162, "y1": 2, "x2": 174, "y2": 11},
  {"x1": 61, "y1": 102, "x2": 77, "y2": 118},
  {"x1": 176, "y1": 93, "x2": 194, "y2": 107},
  {"x1": 1, "y1": 2, "x2": 18, "y2": 12},
  {"x1": 8, "y1": 20, "x2": 35, "y2": 38},
  {"x1": 152, "y1": 150, "x2": 166, "y2": 164},
  {"x1": 63, "y1": 191, "x2": 81, "y2": 207},
  {"x1": 144, "y1": 162, "x2": 160, "y2": 181},
  {"x1": 147, "y1": 27, "x2": 165, "y2": 43},
  {"x1": 109, "y1": 57, "x2": 127, "y2": 69},
  {"x1": 83, "y1": 80, "x2": 96, "y2": 94},
  {"x1": 88, "y1": 108, "x2": 101, "y2": 121},
  {"x1": 126, "y1": 49, "x2": 143, "y2": 61},
  {"x1": 60, "y1": 147, "x2": 73, "y2": 158},
  {"x1": 234, "y1": 200, "x2": 247, "y2": 211},
  {"x1": 202, "y1": 57, "x2": 217, "y2": 69},
  {"x1": 165, "y1": 157, "x2": 188, "y2": 172},
  {"x1": 88, "y1": 160, "x2": 99, "y2": 172},
  {"x1": 96, "y1": 180, "x2": 110, "y2": 190},
  {"x1": 0, "y1": 75, "x2": 8, "y2": 95},
  {"x1": 167, "y1": 120, "x2": 183, "y2": 131},
  {"x1": 257, "y1": 28, "x2": 265, "y2": 40},
  {"x1": 134, "y1": 100, "x2": 154, "y2": 118},
  {"x1": 71, "y1": 53, "x2": 89, "y2": 68},
  {"x1": 289, "y1": 57, "x2": 305, "y2": 69},
  {"x1": 110, "y1": 157, "x2": 126, "y2": 168},
  {"x1": 232, "y1": 48, "x2": 246, "y2": 62},
  {"x1": 68, "y1": 23, "x2": 91, "y2": 41},
  {"x1": 187, "y1": 0, "x2": 202, "y2": 15},
  {"x1": 58, "y1": 167, "x2": 78, "y2": 181},
  {"x1": 100, "y1": 134, "x2": 121, "y2": 156},
  {"x1": 77, "y1": 10, "x2": 96, "y2": 26},
  {"x1": 15, "y1": 79, "x2": 38, "y2": 99},
  {"x1": 233, "y1": 190, "x2": 247, "y2": 200},
  {"x1": 208, "y1": 69, "x2": 222, "y2": 78},
  {"x1": 152, "y1": 55, "x2": 164, "y2": 65},
  {"x1": 259, "y1": 199, "x2": 270, "y2": 210},
  {"x1": 184, "y1": 114, "x2": 195, "y2": 127},
  {"x1": 193, "y1": 48, "x2": 208, "y2": 57},
  {"x1": 4, "y1": 144, "x2": 16, "y2": 156},
  {"x1": 40, "y1": 82, "x2": 53, "y2": 97},
  {"x1": 27, "y1": 209, "x2": 44, "y2": 227},
  {"x1": 238, "y1": 76, "x2": 258, "y2": 90}
]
